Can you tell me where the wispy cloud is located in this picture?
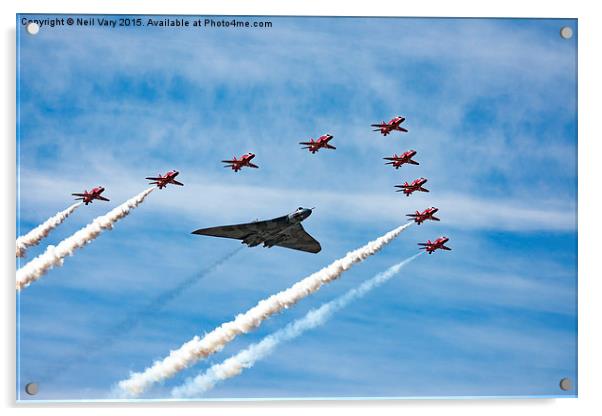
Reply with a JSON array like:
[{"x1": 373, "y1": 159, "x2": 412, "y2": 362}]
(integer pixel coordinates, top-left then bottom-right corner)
[
  {"x1": 20, "y1": 167, "x2": 575, "y2": 232},
  {"x1": 171, "y1": 254, "x2": 421, "y2": 398},
  {"x1": 16, "y1": 16, "x2": 577, "y2": 400}
]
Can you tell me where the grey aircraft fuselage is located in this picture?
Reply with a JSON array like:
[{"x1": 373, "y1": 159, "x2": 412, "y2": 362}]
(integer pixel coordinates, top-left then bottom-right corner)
[{"x1": 192, "y1": 207, "x2": 321, "y2": 253}]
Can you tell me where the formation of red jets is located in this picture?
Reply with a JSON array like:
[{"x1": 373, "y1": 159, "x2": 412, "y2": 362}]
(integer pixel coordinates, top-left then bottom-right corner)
[
  {"x1": 71, "y1": 114, "x2": 449, "y2": 254},
  {"x1": 209, "y1": 114, "x2": 450, "y2": 253},
  {"x1": 371, "y1": 115, "x2": 450, "y2": 254},
  {"x1": 72, "y1": 171, "x2": 184, "y2": 205},
  {"x1": 220, "y1": 118, "x2": 407, "y2": 171}
]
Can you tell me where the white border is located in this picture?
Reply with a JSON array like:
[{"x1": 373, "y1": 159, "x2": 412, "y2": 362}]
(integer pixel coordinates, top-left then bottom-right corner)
[{"x1": 3, "y1": 1, "x2": 601, "y2": 415}]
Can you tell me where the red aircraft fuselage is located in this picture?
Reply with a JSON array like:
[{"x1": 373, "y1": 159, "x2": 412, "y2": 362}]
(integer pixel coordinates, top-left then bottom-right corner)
[
  {"x1": 407, "y1": 207, "x2": 440, "y2": 225},
  {"x1": 146, "y1": 170, "x2": 184, "y2": 189},
  {"x1": 395, "y1": 177, "x2": 429, "y2": 197},
  {"x1": 300, "y1": 134, "x2": 336, "y2": 154},
  {"x1": 384, "y1": 150, "x2": 419, "y2": 169},
  {"x1": 222, "y1": 153, "x2": 258, "y2": 172},
  {"x1": 419, "y1": 237, "x2": 451, "y2": 254},
  {"x1": 72, "y1": 186, "x2": 110, "y2": 205},
  {"x1": 371, "y1": 116, "x2": 408, "y2": 136}
]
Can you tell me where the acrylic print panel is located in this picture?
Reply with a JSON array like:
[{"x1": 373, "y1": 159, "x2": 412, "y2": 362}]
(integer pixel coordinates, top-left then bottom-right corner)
[{"x1": 16, "y1": 15, "x2": 577, "y2": 401}]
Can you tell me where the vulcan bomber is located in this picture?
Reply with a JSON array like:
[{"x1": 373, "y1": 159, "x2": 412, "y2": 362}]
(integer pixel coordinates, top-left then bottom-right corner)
[{"x1": 192, "y1": 207, "x2": 321, "y2": 253}]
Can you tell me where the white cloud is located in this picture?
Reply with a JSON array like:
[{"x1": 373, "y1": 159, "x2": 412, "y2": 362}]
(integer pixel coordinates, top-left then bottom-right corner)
[{"x1": 19, "y1": 166, "x2": 575, "y2": 233}]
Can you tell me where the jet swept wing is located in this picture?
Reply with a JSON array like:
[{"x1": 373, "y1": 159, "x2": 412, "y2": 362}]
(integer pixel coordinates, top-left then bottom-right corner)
[{"x1": 192, "y1": 207, "x2": 321, "y2": 253}]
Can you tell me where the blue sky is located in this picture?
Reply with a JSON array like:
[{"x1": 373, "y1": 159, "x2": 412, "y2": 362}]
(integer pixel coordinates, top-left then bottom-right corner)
[{"x1": 16, "y1": 15, "x2": 577, "y2": 400}]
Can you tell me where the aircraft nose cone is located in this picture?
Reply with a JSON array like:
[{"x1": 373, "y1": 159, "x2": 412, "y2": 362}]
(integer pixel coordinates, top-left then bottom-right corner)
[{"x1": 304, "y1": 208, "x2": 312, "y2": 218}]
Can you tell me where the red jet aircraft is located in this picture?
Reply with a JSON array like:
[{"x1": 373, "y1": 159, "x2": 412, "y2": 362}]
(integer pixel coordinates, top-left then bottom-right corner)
[
  {"x1": 222, "y1": 153, "x2": 259, "y2": 172},
  {"x1": 371, "y1": 116, "x2": 408, "y2": 136},
  {"x1": 146, "y1": 170, "x2": 184, "y2": 189},
  {"x1": 299, "y1": 134, "x2": 336, "y2": 154},
  {"x1": 407, "y1": 207, "x2": 440, "y2": 225},
  {"x1": 383, "y1": 150, "x2": 419, "y2": 169},
  {"x1": 418, "y1": 237, "x2": 451, "y2": 254},
  {"x1": 72, "y1": 186, "x2": 110, "y2": 205},
  {"x1": 395, "y1": 178, "x2": 429, "y2": 196}
]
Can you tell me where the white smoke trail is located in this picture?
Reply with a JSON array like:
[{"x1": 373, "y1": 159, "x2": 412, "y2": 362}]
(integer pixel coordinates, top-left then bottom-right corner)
[
  {"x1": 16, "y1": 188, "x2": 154, "y2": 291},
  {"x1": 16, "y1": 202, "x2": 82, "y2": 258},
  {"x1": 172, "y1": 253, "x2": 421, "y2": 398},
  {"x1": 117, "y1": 222, "x2": 413, "y2": 397}
]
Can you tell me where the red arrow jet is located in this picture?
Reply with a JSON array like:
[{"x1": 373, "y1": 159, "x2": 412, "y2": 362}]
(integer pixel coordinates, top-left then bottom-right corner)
[
  {"x1": 299, "y1": 134, "x2": 336, "y2": 154},
  {"x1": 72, "y1": 186, "x2": 110, "y2": 205},
  {"x1": 407, "y1": 207, "x2": 440, "y2": 225},
  {"x1": 371, "y1": 116, "x2": 408, "y2": 136},
  {"x1": 418, "y1": 237, "x2": 451, "y2": 254},
  {"x1": 146, "y1": 170, "x2": 184, "y2": 189},
  {"x1": 395, "y1": 178, "x2": 429, "y2": 196},
  {"x1": 222, "y1": 153, "x2": 259, "y2": 172},
  {"x1": 383, "y1": 150, "x2": 419, "y2": 169}
]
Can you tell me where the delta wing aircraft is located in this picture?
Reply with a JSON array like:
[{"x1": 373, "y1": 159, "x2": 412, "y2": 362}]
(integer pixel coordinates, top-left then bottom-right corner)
[{"x1": 192, "y1": 207, "x2": 321, "y2": 253}]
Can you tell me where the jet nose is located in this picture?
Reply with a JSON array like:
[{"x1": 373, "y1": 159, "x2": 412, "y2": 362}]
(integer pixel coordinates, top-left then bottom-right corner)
[{"x1": 303, "y1": 208, "x2": 313, "y2": 218}]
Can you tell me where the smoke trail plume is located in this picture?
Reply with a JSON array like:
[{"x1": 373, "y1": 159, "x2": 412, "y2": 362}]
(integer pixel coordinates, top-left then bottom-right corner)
[
  {"x1": 38, "y1": 248, "x2": 243, "y2": 384},
  {"x1": 16, "y1": 202, "x2": 82, "y2": 258},
  {"x1": 16, "y1": 188, "x2": 154, "y2": 291},
  {"x1": 172, "y1": 253, "x2": 421, "y2": 398},
  {"x1": 117, "y1": 222, "x2": 412, "y2": 397}
]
